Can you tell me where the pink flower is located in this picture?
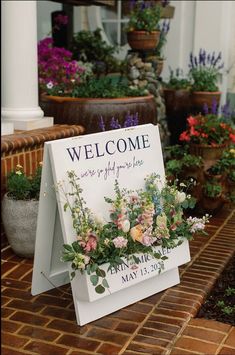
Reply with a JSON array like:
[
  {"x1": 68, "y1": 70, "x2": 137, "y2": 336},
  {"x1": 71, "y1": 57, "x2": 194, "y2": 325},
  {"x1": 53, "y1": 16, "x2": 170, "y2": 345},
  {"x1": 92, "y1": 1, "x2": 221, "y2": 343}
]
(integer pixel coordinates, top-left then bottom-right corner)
[
  {"x1": 79, "y1": 233, "x2": 98, "y2": 253},
  {"x1": 113, "y1": 236, "x2": 127, "y2": 248},
  {"x1": 187, "y1": 116, "x2": 198, "y2": 126},
  {"x1": 179, "y1": 131, "x2": 190, "y2": 142}
]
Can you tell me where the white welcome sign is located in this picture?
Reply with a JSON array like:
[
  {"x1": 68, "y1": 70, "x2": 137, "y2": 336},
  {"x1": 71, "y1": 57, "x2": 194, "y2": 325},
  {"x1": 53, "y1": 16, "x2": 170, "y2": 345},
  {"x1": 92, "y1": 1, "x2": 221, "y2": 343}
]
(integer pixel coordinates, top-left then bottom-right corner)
[{"x1": 32, "y1": 124, "x2": 190, "y2": 325}]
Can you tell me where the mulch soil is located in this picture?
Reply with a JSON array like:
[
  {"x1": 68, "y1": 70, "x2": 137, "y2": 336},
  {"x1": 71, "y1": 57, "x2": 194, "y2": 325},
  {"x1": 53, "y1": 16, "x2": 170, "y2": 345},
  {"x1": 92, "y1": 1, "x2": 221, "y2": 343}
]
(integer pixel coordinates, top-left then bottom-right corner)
[{"x1": 197, "y1": 254, "x2": 235, "y2": 325}]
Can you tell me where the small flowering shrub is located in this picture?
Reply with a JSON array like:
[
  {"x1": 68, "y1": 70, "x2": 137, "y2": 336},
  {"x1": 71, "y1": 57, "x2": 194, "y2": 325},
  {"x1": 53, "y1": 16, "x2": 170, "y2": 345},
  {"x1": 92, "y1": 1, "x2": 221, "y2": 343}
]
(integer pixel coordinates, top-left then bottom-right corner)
[
  {"x1": 60, "y1": 171, "x2": 209, "y2": 294},
  {"x1": 189, "y1": 49, "x2": 224, "y2": 92},
  {"x1": 38, "y1": 37, "x2": 86, "y2": 95},
  {"x1": 179, "y1": 114, "x2": 235, "y2": 145},
  {"x1": 6, "y1": 164, "x2": 42, "y2": 200}
]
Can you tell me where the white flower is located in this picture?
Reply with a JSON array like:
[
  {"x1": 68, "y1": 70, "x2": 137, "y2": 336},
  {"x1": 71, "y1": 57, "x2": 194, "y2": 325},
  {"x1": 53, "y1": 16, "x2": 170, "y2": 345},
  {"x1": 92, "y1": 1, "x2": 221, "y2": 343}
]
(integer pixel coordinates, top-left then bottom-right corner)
[
  {"x1": 46, "y1": 81, "x2": 53, "y2": 89},
  {"x1": 120, "y1": 219, "x2": 131, "y2": 233},
  {"x1": 175, "y1": 191, "x2": 186, "y2": 204},
  {"x1": 15, "y1": 170, "x2": 22, "y2": 175}
]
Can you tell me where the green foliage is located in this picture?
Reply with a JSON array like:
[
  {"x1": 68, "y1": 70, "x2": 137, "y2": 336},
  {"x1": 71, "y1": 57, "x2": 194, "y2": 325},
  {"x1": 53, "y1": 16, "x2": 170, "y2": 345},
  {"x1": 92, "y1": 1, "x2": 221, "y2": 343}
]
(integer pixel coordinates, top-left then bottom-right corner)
[
  {"x1": 70, "y1": 28, "x2": 120, "y2": 74},
  {"x1": 126, "y1": 0, "x2": 162, "y2": 32},
  {"x1": 71, "y1": 76, "x2": 148, "y2": 98},
  {"x1": 190, "y1": 67, "x2": 219, "y2": 92},
  {"x1": 164, "y1": 68, "x2": 191, "y2": 90},
  {"x1": 203, "y1": 182, "x2": 222, "y2": 198},
  {"x1": 7, "y1": 164, "x2": 42, "y2": 200},
  {"x1": 165, "y1": 153, "x2": 203, "y2": 178}
]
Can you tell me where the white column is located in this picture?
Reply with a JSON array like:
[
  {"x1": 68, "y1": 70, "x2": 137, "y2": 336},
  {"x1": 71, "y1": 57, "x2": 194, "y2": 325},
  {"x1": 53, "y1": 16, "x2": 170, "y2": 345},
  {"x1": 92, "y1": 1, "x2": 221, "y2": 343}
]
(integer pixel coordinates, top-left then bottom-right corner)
[{"x1": 1, "y1": 0, "x2": 53, "y2": 133}]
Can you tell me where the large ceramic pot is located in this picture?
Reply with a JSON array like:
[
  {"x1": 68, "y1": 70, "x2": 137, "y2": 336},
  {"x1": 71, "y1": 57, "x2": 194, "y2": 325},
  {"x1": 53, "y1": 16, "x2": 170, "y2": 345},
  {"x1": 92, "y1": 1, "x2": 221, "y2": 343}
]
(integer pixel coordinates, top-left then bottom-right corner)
[
  {"x1": 163, "y1": 88, "x2": 191, "y2": 145},
  {"x1": 1, "y1": 194, "x2": 39, "y2": 258},
  {"x1": 189, "y1": 143, "x2": 227, "y2": 170},
  {"x1": 127, "y1": 31, "x2": 160, "y2": 51},
  {"x1": 40, "y1": 95, "x2": 157, "y2": 134},
  {"x1": 191, "y1": 91, "x2": 221, "y2": 114}
]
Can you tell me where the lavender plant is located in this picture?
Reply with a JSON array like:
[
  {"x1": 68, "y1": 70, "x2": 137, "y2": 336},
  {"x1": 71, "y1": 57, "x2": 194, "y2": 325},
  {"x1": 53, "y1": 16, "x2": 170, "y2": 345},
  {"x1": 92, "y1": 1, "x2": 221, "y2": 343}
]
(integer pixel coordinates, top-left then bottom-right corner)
[
  {"x1": 99, "y1": 112, "x2": 139, "y2": 132},
  {"x1": 189, "y1": 49, "x2": 224, "y2": 92},
  {"x1": 155, "y1": 20, "x2": 170, "y2": 59}
]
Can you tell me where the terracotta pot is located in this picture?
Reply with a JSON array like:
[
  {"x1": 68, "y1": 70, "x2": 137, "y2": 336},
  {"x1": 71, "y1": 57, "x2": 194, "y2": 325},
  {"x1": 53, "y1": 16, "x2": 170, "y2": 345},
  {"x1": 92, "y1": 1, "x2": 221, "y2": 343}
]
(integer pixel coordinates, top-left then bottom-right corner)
[
  {"x1": 40, "y1": 95, "x2": 157, "y2": 134},
  {"x1": 191, "y1": 91, "x2": 221, "y2": 114},
  {"x1": 189, "y1": 143, "x2": 227, "y2": 170},
  {"x1": 127, "y1": 31, "x2": 160, "y2": 50}
]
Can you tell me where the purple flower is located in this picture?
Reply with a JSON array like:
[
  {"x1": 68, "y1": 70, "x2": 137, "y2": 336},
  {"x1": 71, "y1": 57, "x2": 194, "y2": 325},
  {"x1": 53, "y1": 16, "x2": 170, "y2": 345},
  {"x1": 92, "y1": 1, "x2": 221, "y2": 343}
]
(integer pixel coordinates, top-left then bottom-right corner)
[
  {"x1": 203, "y1": 103, "x2": 209, "y2": 115},
  {"x1": 110, "y1": 117, "x2": 121, "y2": 129},
  {"x1": 211, "y1": 98, "x2": 218, "y2": 115},
  {"x1": 99, "y1": 116, "x2": 106, "y2": 132}
]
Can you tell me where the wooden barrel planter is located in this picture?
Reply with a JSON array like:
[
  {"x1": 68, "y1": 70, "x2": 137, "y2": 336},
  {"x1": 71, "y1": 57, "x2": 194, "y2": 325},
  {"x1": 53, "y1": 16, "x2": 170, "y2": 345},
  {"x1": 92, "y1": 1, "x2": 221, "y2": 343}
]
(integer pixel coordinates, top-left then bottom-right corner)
[{"x1": 40, "y1": 95, "x2": 157, "y2": 134}]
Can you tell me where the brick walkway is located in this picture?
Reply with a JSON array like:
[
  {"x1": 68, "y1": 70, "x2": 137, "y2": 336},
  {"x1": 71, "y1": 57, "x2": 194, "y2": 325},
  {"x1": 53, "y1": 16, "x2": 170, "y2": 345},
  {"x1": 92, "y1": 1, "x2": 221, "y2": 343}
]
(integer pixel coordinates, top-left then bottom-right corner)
[{"x1": 2, "y1": 207, "x2": 235, "y2": 355}]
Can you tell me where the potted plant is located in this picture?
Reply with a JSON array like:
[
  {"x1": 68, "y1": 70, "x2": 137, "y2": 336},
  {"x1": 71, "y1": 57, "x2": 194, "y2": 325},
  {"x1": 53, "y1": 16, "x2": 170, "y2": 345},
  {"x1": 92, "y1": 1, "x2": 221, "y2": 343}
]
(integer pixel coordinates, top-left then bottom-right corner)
[
  {"x1": 1, "y1": 163, "x2": 42, "y2": 258},
  {"x1": 202, "y1": 181, "x2": 223, "y2": 213},
  {"x1": 38, "y1": 38, "x2": 157, "y2": 133},
  {"x1": 163, "y1": 68, "x2": 192, "y2": 144},
  {"x1": 126, "y1": 0, "x2": 162, "y2": 50},
  {"x1": 189, "y1": 49, "x2": 224, "y2": 113},
  {"x1": 60, "y1": 171, "x2": 208, "y2": 300},
  {"x1": 179, "y1": 113, "x2": 235, "y2": 169},
  {"x1": 69, "y1": 28, "x2": 120, "y2": 76}
]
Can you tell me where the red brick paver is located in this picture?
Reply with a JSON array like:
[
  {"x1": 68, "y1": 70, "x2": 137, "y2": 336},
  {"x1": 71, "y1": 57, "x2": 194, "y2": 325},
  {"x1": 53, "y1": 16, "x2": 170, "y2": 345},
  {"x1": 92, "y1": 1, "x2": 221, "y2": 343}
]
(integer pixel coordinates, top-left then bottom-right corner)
[{"x1": 1, "y1": 207, "x2": 235, "y2": 354}]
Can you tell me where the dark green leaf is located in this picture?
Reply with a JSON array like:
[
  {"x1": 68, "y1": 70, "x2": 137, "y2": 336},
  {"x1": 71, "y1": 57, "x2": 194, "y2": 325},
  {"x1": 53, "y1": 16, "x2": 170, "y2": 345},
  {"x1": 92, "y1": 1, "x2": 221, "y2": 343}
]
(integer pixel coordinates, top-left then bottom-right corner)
[
  {"x1": 96, "y1": 268, "x2": 106, "y2": 277},
  {"x1": 95, "y1": 284, "x2": 105, "y2": 294}
]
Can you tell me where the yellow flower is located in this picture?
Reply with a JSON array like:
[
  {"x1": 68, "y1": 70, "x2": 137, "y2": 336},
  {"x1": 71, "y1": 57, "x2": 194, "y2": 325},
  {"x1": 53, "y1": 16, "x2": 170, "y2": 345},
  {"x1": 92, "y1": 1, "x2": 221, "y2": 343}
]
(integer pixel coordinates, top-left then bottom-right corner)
[{"x1": 130, "y1": 224, "x2": 143, "y2": 243}]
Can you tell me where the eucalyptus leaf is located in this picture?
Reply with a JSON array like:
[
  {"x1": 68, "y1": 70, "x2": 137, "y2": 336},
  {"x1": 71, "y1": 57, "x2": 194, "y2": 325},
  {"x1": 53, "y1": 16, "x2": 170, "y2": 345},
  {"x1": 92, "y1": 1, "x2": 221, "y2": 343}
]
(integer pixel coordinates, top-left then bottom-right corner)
[
  {"x1": 95, "y1": 284, "x2": 105, "y2": 294},
  {"x1": 90, "y1": 274, "x2": 99, "y2": 286}
]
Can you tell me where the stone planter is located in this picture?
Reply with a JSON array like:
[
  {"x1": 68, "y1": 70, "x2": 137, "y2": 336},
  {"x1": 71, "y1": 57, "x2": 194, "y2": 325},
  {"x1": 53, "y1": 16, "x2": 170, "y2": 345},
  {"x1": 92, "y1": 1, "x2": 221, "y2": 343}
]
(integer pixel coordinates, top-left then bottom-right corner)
[
  {"x1": 1, "y1": 194, "x2": 39, "y2": 258},
  {"x1": 40, "y1": 95, "x2": 157, "y2": 134},
  {"x1": 73, "y1": 239, "x2": 190, "y2": 302}
]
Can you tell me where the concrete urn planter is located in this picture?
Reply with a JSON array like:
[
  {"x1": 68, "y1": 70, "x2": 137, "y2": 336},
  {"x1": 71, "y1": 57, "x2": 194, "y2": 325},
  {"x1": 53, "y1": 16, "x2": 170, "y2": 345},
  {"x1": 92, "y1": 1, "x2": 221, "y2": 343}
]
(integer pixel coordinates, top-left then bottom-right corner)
[{"x1": 1, "y1": 194, "x2": 39, "y2": 258}]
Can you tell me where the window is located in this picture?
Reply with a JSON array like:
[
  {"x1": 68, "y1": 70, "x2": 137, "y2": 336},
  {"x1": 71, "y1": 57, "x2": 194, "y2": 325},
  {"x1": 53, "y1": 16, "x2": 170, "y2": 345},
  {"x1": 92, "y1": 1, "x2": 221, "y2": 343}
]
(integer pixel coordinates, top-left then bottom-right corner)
[{"x1": 87, "y1": 1, "x2": 130, "y2": 59}]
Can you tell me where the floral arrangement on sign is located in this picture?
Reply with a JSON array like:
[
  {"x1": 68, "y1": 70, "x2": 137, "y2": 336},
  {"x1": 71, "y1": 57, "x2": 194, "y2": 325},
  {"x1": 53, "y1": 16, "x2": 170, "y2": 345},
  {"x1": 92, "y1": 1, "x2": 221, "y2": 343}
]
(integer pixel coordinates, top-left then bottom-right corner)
[
  {"x1": 6, "y1": 164, "x2": 42, "y2": 200},
  {"x1": 60, "y1": 171, "x2": 209, "y2": 294},
  {"x1": 126, "y1": 0, "x2": 162, "y2": 32},
  {"x1": 189, "y1": 49, "x2": 224, "y2": 92},
  {"x1": 179, "y1": 114, "x2": 235, "y2": 146}
]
